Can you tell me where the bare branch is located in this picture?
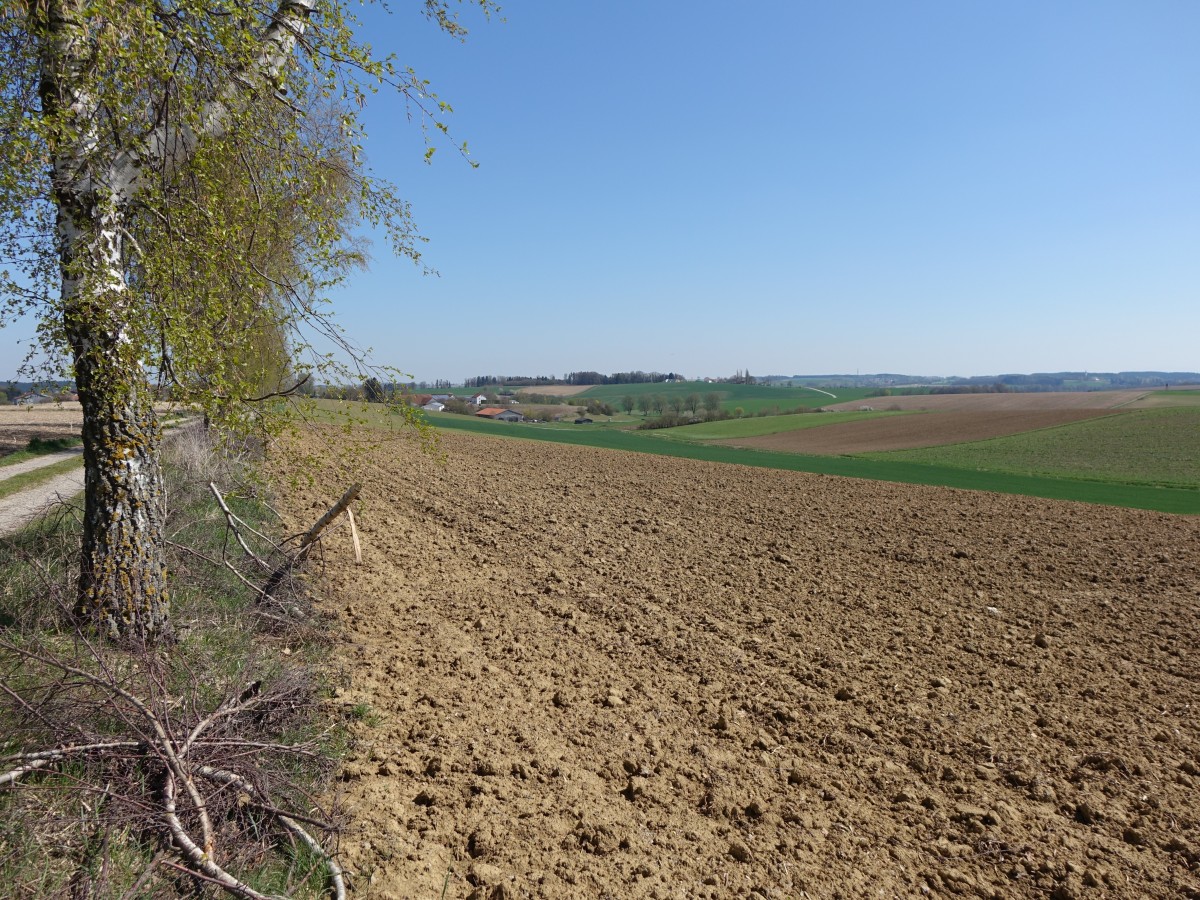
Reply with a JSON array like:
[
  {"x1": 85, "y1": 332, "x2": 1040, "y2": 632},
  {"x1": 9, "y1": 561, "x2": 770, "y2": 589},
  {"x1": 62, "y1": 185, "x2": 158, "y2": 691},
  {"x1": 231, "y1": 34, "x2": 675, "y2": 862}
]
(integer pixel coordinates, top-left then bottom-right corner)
[
  {"x1": 263, "y1": 483, "x2": 360, "y2": 598},
  {"x1": 0, "y1": 757, "x2": 52, "y2": 787},
  {"x1": 198, "y1": 765, "x2": 345, "y2": 900},
  {"x1": 209, "y1": 482, "x2": 272, "y2": 571},
  {"x1": 299, "y1": 484, "x2": 361, "y2": 552}
]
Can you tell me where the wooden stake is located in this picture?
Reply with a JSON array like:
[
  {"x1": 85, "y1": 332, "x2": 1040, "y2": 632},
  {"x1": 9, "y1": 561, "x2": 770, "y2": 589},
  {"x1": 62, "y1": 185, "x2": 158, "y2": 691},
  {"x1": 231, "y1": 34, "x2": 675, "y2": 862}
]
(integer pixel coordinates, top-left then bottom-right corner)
[
  {"x1": 347, "y1": 507, "x2": 362, "y2": 565},
  {"x1": 263, "y1": 483, "x2": 361, "y2": 599}
]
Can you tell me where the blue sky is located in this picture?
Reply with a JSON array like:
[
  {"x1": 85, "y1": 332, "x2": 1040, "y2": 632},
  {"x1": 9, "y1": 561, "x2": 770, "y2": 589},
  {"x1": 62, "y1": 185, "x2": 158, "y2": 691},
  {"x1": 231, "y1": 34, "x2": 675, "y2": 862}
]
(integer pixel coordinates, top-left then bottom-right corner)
[{"x1": 4, "y1": 1, "x2": 1198, "y2": 382}]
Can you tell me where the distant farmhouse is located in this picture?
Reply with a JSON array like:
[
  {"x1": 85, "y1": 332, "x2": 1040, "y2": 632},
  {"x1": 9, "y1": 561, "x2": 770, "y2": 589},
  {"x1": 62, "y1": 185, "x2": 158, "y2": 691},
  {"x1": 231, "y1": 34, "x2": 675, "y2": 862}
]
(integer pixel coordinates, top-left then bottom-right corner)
[
  {"x1": 12, "y1": 392, "x2": 68, "y2": 405},
  {"x1": 476, "y1": 407, "x2": 523, "y2": 422}
]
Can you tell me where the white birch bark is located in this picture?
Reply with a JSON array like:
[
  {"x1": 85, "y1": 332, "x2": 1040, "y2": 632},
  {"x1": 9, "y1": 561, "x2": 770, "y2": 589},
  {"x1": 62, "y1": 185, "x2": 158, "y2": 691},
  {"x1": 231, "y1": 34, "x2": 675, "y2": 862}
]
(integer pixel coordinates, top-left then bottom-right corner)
[{"x1": 37, "y1": 0, "x2": 318, "y2": 640}]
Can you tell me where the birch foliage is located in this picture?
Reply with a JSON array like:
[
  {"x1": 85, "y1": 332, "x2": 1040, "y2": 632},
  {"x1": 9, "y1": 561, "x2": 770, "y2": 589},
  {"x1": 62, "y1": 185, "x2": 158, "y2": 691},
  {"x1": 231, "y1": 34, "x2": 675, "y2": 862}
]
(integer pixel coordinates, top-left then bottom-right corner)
[
  {"x1": 0, "y1": 0, "x2": 495, "y2": 640},
  {"x1": 2, "y1": 0, "x2": 491, "y2": 420}
]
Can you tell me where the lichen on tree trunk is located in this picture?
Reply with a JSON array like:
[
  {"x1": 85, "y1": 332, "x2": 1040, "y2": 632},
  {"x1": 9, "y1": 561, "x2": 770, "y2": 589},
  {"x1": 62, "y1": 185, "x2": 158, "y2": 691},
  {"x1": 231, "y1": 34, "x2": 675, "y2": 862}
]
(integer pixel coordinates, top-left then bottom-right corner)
[
  {"x1": 73, "y1": 379, "x2": 170, "y2": 642},
  {"x1": 54, "y1": 192, "x2": 170, "y2": 642}
]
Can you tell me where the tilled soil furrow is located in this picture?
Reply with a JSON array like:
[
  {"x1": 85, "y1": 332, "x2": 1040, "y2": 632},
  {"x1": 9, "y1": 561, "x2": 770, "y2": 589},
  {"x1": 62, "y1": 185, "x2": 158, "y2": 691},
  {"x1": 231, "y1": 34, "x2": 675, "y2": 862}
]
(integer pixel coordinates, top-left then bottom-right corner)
[{"x1": 274, "y1": 428, "x2": 1199, "y2": 899}]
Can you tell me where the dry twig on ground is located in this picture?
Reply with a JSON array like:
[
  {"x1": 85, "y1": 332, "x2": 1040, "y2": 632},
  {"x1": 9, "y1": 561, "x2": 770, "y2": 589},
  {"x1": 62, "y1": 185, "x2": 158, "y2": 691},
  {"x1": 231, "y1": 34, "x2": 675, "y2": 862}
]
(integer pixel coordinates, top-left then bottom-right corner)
[{"x1": 0, "y1": 637, "x2": 344, "y2": 900}]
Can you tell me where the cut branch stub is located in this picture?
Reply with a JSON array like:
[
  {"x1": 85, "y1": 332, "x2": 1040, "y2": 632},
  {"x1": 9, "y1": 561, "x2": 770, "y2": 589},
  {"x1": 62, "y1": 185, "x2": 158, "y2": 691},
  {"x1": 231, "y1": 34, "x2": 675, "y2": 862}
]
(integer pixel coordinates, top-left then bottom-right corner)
[
  {"x1": 299, "y1": 483, "x2": 361, "y2": 550},
  {"x1": 263, "y1": 483, "x2": 361, "y2": 599}
]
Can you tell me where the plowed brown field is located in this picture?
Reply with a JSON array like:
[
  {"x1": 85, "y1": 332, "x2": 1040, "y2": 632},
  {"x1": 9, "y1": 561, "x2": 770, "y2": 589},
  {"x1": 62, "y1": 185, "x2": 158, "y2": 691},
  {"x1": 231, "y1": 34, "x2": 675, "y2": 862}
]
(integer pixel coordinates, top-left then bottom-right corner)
[
  {"x1": 272, "y1": 428, "x2": 1200, "y2": 900},
  {"x1": 822, "y1": 391, "x2": 1144, "y2": 413},
  {"x1": 0, "y1": 404, "x2": 83, "y2": 453},
  {"x1": 723, "y1": 410, "x2": 1122, "y2": 455}
]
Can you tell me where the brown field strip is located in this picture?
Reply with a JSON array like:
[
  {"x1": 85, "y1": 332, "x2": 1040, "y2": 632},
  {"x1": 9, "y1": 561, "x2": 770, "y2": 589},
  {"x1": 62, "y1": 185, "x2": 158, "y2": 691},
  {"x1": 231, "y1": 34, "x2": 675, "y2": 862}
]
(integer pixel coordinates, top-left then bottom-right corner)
[
  {"x1": 723, "y1": 409, "x2": 1122, "y2": 454},
  {"x1": 822, "y1": 390, "x2": 1145, "y2": 412},
  {"x1": 0, "y1": 404, "x2": 84, "y2": 453}
]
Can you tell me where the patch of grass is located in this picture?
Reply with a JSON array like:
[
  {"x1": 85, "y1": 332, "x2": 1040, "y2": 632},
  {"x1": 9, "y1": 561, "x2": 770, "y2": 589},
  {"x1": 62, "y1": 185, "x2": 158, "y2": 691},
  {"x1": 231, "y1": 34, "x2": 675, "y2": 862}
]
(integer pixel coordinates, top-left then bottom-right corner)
[
  {"x1": 1129, "y1": 389, "x2": 1200, "y2": 409},
  {"x1": 647, "y1": 410, "x2": 908, "y2": 442},
  {"x1": 349, "y1": 701, "x2": 383, "y2": 726},
  {"x1": 0, "y1": 503, "x2": 81, "y2": 630},
  {"x1": 0, "y1": 765, "x2": 158, "y2": 899},
  {"x1": 27, "y1": 436, "x2": 82, "y2": 453},
  {"x1": 866, "y1": 407, "x2": 1200, "y2": 489},
  {"x1": 0, "y1": 454, "x2": 83, "y2": 501},
  {"x1": 0, "y1": 436, "x2": 82, "y2": 468}
]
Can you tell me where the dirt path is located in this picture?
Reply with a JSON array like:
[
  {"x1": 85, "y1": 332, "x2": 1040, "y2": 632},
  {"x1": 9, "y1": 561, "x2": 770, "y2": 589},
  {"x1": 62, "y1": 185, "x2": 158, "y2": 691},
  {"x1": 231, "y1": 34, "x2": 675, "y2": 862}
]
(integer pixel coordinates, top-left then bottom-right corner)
[
  {"x1": 0, "y1": 467, "x2": 84, "y2": 535},
  {"x1": 0, "y1": 415, "x2": 201, "y2": 537},
  {"x1": 271, "y1": 428, "x2": 1200, "y2": 900}
]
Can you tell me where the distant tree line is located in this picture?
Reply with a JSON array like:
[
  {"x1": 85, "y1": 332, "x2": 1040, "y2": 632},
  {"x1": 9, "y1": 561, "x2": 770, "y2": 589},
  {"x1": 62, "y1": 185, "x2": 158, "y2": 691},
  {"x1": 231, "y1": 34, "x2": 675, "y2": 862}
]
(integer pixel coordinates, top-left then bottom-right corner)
[
  {"x1": 564, "y1": 370, "x2": 682, "y2": 385},
  {"x1": 464, "y1": 375, "x2": 559, "y2": 388},
  {"x1": 463, "y1": 371, "x2": 684, "y2": 388},
  {"x1": 722, "y1": 369, "x2": 756, "y2": 384},
  {"x1": 872, "y1": 383, "x2": 1012, "y2": 396}
]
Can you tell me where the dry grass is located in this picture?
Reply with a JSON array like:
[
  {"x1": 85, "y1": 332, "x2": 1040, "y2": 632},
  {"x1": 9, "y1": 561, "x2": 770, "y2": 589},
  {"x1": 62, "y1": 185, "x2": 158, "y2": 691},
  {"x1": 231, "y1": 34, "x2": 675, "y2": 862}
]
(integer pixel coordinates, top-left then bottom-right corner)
[{"x1": 0, "y1": 425, "x2": 348, "y2": 899}]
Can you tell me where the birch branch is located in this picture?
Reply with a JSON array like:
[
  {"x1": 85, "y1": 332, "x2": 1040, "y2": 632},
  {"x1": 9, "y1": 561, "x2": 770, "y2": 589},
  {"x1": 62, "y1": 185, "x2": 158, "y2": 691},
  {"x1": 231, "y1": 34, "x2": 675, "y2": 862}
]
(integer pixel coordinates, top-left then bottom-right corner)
[
  {"x1": 299, "y1": 484, "x2": 362, "y2": 551},
  {"x1": 198, "y1": 765, "x2": 346, "y2": 900},
  {"x1": 263, "y1": 483, "x2": 361, "y2": 599},
  {"x1": 210, "y1": 483, "x2": 273, "y2": 572}
]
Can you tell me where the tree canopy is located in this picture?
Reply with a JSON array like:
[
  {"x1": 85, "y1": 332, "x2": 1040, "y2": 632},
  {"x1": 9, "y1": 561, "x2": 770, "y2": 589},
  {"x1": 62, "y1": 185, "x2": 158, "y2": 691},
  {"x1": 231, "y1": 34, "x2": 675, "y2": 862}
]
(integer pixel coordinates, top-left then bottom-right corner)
[{"x1": 0, "y1": 0, "x2": 496, "y2": 640}]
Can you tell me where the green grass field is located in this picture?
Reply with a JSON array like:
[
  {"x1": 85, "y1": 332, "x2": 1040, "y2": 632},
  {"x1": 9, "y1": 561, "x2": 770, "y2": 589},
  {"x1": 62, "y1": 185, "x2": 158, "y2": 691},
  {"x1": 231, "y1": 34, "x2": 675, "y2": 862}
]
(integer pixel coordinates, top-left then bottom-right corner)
[
  {"x1": 1129, "y1": 389, "x2": 1200, "y2": 409},
  {"x1": 570, "y1": 380, "x2": 876, "y2": 414},
  {"x1": 865, "y1": 407, "x2": 1200, "y2": 489},
  {"x1": 644, "y1": 410, "x2": 907, "y2": 442},
  {"x1": 411, "y1": 410, "x2": 1199, "y2": 514}
]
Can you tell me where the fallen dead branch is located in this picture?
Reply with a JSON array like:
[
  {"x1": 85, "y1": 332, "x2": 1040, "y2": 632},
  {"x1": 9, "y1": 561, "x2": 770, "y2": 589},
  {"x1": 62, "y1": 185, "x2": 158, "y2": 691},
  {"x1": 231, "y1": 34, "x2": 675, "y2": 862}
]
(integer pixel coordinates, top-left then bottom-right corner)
[
  {"x1": 210, "y1": 482, "x2": 274, "y2": 573},
  {"x1": 0, "y1": 740, "x2": 141, "y2": 787},
  {"x1": 0, "y1": 637, "x2": 344, "y2": 900},
  {"x1": 198, "y1": 765, "x2": 346, "y2": 900},
  {"x1": 297, "y1": 484, "x2": 361, "y2": 553},
  {"x1": 202, "y1": 480, "x2": 362, "y2": 604}
]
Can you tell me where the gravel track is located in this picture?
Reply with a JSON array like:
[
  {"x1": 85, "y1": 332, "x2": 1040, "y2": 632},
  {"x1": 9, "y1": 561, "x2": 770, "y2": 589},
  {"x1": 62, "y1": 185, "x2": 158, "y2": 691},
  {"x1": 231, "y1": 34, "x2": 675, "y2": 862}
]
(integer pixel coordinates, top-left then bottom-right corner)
[
  {"x1": 0, "y1": 448, "x2": 83, "y2": 481},
  {"x1": 0, "y1": 467, "x2": 84, "y2": 535}
]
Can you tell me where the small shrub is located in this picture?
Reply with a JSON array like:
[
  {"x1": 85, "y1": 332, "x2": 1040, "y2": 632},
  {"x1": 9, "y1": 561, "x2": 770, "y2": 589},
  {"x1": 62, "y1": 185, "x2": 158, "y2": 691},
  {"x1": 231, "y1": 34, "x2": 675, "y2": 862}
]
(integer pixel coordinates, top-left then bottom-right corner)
[{"x1": 26, "y1": 436, "x2": 82, "y2": 453}]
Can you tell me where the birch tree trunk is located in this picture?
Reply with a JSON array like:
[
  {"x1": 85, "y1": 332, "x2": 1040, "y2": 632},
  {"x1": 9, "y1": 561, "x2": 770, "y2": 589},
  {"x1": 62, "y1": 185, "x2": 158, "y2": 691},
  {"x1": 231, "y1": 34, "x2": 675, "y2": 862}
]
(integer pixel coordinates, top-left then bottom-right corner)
[
  {"x1": 40, "y1": 0, "x2": 170, "y2": 641},
  {"x1": 60, "y1": 200, "x2": 170, "y2": 642},
  {"x1": 72, "y1": 325, "x2": 170, "y2": 642},
  {"x1": 22, "y1": 0, "x2": 448, "y2": 643}
]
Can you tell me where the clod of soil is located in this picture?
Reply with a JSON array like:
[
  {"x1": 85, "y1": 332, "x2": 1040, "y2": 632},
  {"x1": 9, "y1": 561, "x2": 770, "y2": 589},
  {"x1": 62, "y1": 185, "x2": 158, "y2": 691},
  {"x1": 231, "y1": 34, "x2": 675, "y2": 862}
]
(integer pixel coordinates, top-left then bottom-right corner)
[{"x1": 272, "y1": 427, "x2": 1200, "y2": 899}]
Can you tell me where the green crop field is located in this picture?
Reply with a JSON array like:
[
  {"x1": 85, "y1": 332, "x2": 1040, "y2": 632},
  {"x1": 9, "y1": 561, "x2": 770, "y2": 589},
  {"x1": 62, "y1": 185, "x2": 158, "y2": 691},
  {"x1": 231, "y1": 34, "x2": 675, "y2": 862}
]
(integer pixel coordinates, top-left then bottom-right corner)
[
  {"x1": 398, "y1": 408, "x2": 1199, "y2": 514},
  {"x1": 569, "y1": 381, "x2": 877, "y2": 414},
  {"x1": 644, "y1": 410, "x2": 905, "y2": 442},
  {"x1": 1130, "y1": 389, "x2": 1200, "y2": 409},
  {"x1": 865, "y1": 407, "x2": 1200, "y2": 489}
]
